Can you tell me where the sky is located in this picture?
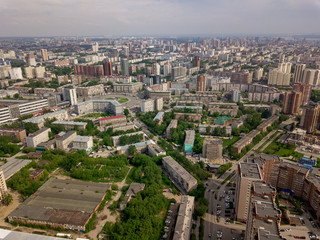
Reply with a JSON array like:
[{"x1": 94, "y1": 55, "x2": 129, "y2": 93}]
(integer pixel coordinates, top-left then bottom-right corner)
[{"x1": 0, "y1": 0, "x2": 319, "y2": 37}]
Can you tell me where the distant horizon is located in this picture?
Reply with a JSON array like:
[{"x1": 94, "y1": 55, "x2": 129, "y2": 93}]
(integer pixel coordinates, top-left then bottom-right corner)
[
  {"x1": 1, "y1": 0, "x2": 319, "y2": 38},
  {"x1": 1, "y1": 33, "x2": 320, "y2": 39}
]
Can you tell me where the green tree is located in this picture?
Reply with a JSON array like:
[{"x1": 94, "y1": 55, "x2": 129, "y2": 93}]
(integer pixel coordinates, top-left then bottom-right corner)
[
  {"x1": 25, "y1": 122, "x2": 39, "y2": 135},
  {"x1": 3, "y1": 193, "x2": 13, "y2": 206},
  {"x1": 128, "y1": 145, "x2": 137, "y2": 155}
]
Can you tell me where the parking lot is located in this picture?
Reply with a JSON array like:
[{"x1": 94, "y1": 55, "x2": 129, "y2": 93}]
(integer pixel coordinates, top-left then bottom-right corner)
[{"x1": 204, "y1": 178, "x2": 245, "y2": 240}]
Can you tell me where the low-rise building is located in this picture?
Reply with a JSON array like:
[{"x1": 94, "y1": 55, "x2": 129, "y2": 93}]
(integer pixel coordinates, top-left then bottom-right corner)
[
  {"x1": 116, "y1": 140, "x2": 154, "y2": 155},
  {"x1": 56, "y1": 131, "x2": 77, "y2": 150},
  {"x1": 166, "y1": 119, "x2": 178, "y2": 138},
  {"x1": 147, "y1": 144, "x2": 166, "y2": 157},
  {"x1": 162, "y1": 156, "x2": 197, "y2": 193},
  {"x1": 153, "y1": 112, "x2": 164, "y2": 125},
  {"x1": 98, "y1": 115, "x2": 126, "y2": 127},
  {"x1": 52, "y1": 121, "x2": 87, "y2": 130},
  {"x1": 257, "y1": 115, "x2": 279, "y2": 132},
  {"x1": 26, "y1": 127, "x2": 51, "y2": 148},
  {"x1": 173, "y1": 195, "x2": 195, "y2": 240},
  {"x1": 175, "y1": 113, "x2": 201, "y2": 122},
  {"x1": 72, "y1": 136, "x2": 93, "y2": 152},
  {"x1": 0, "y1": 128, "x2": 26, "y2": 142},
  {"x1": 119, "y1": 183, "x2": 145, "y2": 210},
  {"x1": 23, "y1": 110, "x2": 68, "y2": 128},
  {"x1": 111, "y1": 131, "x2": 144, "y2": 146},
  {"x1": 233, "y1": 129, "x2": 260, "y2": 154},
  {"x1": 184, "y1": 130, "x2": 195, "y2": 153}
]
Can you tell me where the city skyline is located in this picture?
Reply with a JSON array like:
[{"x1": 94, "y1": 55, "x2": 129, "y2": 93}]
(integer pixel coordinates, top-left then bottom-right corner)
[{"x1": 1, "y1": 0, "x2": 320, "y2": 37}]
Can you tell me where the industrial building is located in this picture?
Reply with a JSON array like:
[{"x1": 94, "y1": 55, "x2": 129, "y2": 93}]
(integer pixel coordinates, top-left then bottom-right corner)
[{"x1": 8, "y1": 178, "x2": 111, "y2": 231}]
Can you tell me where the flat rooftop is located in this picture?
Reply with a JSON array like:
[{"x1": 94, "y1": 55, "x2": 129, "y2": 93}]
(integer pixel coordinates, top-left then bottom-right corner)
[
  {"x1": 0, "y1": 159, "x2": 31, "y2": 180},
  {"x1": 0, "y1": 228, "x2": 63, "y2": 240},
  {"x1": 8, "y1": 178, "x2": 110, "y2": 227},
  {"x1": 52, "y1": 120, "x2": 87, "y2": 126},
  {"x1": 239, "y1": 162, "x2": 262, "y2": 180},
  {"x1": 184, "y1": 130, "x2": 195, "y2": 145},
  {"x1": 27, "y1": 127, "x2": 50, "y2": 137},
  {"x1": 73, "y1": 135, "x2": 91, "y2": 143},
  {"x1": 255, "y1": 201, "x2": 281, "y2": 219},
  {"x1": 253, "y1": 182, "x2": 276, "y2": 196},
  {"x1": 162, "y1": 156, "x2": 197, "y2": 185}
]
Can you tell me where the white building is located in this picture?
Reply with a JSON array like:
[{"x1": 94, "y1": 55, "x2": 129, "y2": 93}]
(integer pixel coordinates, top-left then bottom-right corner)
[
  {"x1": 34, "y1": 66, "x2": 45, "y2": 78},
  {"x1": 254, "y1": 68, "x2": 263, "y2": 81},
  {"x1": 141, "y1": 99, "x2": 154, "y2": 113},
  {"x1": 0, "y1": 170, "x2": 7, "y2": 202},
  {"x1": 9, "y1": 68, "x2": 23, "y2": 80},
  {"x1": 26, "y1": 127, "x2": 51, "y2": 148},
  {"x1": 63, "y1": 87, "x2": 77, "y2": 105},
  {"x1": 73, "y1": 136, "x2": 93, "y2": 151}
]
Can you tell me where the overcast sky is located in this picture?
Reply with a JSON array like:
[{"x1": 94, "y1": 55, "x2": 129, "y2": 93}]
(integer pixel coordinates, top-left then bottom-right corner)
[{"x1": 0, "y1": 0, "x2": 319, "y2": 37}]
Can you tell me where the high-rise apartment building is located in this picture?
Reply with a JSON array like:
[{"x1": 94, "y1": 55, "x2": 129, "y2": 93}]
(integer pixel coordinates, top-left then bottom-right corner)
[
  {"x1": 277, "y1": 62, "x2": 292, "y2": 73},
  {"x1": 121, "y1": 58, "x2": 129, "y2": 76},
  {"x1": 103, "y1": 61, "x2": 113, "y2": 76},
  {"x1": 63, "y1": 87, "x2": 78, "y2": 106},
  {"x1": 268, "y1": 69, "x2": 291, "y2": 86},
  {"x1": 235, "y1": 162, "x2": 263, "y2": 222},
  {"x1": 302, "y1": 69, "x2": 317, "y2": 85},
  {"x1": 293, "y1": 64, "x2": 306, "y2": 83},
  {"x1": 92, "y1": 42, "x2": 99, "y2": 52},
  {"x1": 74, "y1": 65, "x2": 104, "y2": 77},
  {"x1": 292, "y1": 83, "x2": 312, "y2": 105},
  {"x1": 193, "y1": 56, "x2": 200, "y2": 68},
  {"x1": 249, "y1": 154, "x2": 281, "y2": 187},
  {"x1": 202, "y1": 138, "x2": 223, "y2": 160},
  {"x1": 171, "y1": 66, "x2": 187, "y2": 81},
  {"x1": 254, "y1": 67, "x2": 263, "y2": 81},
  {"x1": 232, "y1": 89, "x2": 241, "y2": 102},
  {"x1": 163, "y1": 63, "x2": 171, "y2": 77},
  {"x1": 196, "y1": 75, "x2": 206, "y2": 92},
  {"x1": 152, "y1": 62, "x2": 160, "y2": 75},
  {"x1": 25, "y1": 54, "x2": 36, "y2": 66},
  {"x1": 0, "y1": 170, "x2": 8, "y2": 202},
  {"x1": 40, "y1": 49, "x2": 48, "y2": 61},
  {"x1": 277, "y1": 163, "x2": 309, "y2": 198},
  {"x1": 282, "y1": 91, "x2": 302, "y2": 115},
  {"x1": 300, "y1": 101, "x2": 320, "y2": 133}
]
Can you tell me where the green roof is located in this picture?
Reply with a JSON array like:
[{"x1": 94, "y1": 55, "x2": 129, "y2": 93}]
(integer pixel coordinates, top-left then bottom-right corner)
[{"x1": 214, "y1": 116, "x2": 232, "y2": 125}]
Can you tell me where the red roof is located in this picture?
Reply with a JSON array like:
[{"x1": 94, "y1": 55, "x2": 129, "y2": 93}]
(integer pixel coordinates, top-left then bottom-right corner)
[{"x1": 99, "y1": 115, "x2": 126, "y2": 121}]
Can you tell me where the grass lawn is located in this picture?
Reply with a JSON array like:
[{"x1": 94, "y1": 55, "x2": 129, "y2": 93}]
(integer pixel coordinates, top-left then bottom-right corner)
[
  {"x1": 81, "y1": 112, "x2": 112, "y2": 118},
  {"x1": 263, "y1": 139, "x2": 303, "y2": 159},
  {"x1": 222, "y1": 136, "x2": 240, "y2": 149},
  {"x1": 118, "y1": 97, "x2": 129, "y2": 103}
]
